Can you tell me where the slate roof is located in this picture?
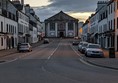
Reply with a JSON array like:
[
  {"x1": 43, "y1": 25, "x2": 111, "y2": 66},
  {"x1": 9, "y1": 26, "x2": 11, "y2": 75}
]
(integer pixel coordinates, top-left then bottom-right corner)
[{"x1": 45, "y1": 11, "x2": 79, "y2": 22}]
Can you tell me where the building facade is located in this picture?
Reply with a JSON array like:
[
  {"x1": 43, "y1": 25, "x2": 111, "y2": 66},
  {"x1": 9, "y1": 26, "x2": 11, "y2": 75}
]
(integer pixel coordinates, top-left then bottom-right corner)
[
  {"x1": 82, "y1": 0, "x2": 118, "y2": 51},
  {"x1": 0, "y1": 0, "x2": 18, "y2": 50},
  {"x1": 45, "y1": 11, "x2": 79, "y2": 38},
  {"x1": 82, "y1": 20, "x2": 90, "y2": 42},
  {"x1": 0, "y1": 0, "x2": 42, "y2": 50}
]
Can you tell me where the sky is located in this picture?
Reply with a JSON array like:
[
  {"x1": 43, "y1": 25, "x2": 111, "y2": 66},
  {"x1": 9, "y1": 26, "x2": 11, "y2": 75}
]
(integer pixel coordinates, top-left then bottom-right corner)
[{"x1": 24, "y1": 0, "x2": 100, "y2": 22}]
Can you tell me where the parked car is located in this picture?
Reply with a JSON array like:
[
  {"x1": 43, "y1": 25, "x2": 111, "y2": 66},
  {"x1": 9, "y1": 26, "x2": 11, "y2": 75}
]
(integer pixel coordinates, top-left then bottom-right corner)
[
  {"x1": 43, "y1": 38, "x2": 49, "y2": 44},
  {"x1": 74, "y1": 36, "x2": 79, "y2": 40},
  {"x1": 17, "y1": 43, "x2": 21, "y2": 51},
  {"x1": 81, "y1": 43, "x2": 88, "y2": 53},
  {"x1": 78, "y1": 41, "x2": 87, "y2": 51},
  {"x1": 72, "y1": 41, "x2": 80, "y2": 45},
  {"x1": 85, "y1": 43, "x2": 104, "y2": 58},
  {"x1": 18, "y1": 43, "x2": 32, "y2": 52}
]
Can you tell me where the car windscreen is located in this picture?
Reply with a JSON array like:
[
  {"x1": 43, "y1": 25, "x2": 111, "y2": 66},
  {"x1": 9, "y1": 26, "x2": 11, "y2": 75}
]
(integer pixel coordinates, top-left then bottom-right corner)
[
  {"x1": 83, "y1": 43, "x2": 88, "y2": 47},
  {"x1": 20, "y1": 44, "x2": 28, "y2": 46},
  {"x1": 88, "y1": 45, "x2": 100, "y2": 48}
]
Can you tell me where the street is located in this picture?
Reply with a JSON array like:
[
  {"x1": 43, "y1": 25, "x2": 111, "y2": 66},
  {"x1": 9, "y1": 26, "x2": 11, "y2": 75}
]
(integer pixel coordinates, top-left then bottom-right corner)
[{"x1": 0, "y1": 39, "x2": 118, "y2": 83}]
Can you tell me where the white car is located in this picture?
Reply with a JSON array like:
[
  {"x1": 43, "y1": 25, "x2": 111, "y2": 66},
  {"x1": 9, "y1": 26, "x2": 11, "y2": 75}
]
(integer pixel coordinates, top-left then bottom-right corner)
[
  {"x1": 85, "y1": 44, "x2": 104, "y2": 57},
  {"x1": 78, "y1": 41, "x2": 87, "y2": 51},
  {"x1": 18, "y1": 43, "x2": 32, "y2": 52},
  {"x1": 81, "y1": 43, "x2": 88, "y2": 53}
]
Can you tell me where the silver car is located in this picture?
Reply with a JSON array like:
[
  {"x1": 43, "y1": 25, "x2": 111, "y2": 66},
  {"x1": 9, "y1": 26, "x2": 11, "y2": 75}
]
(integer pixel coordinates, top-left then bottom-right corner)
[
  {"x1": 81, "y1": 43, "x2": 88, "y2": 53},
  {"x1": 85, "y1": 44, "x2": 104, "y2": 57},
  {"x1": 78, "y1": 41, "x2": 87, "y2": 52},
  {"x1": 19, "y1": 43, "x2": 32, "y2": 52}
]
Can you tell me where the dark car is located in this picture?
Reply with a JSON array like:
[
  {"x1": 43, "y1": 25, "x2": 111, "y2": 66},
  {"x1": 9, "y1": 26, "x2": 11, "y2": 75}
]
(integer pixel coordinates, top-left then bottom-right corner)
[
  {"x1": 43, "y1": 38, "x2": 49, "y2": 44},
  {"x1": 72, "y1": 41, "x2": 80, "y2": 45},
  {"x1": 17, "y1": 43, "x2": 21, "y2": 51}
]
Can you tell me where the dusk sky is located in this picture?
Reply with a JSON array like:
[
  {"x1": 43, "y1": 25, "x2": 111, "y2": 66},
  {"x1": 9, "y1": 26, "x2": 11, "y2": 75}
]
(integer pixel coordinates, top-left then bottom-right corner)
[{"x1": 24, "y1": 0, "x2": 101, "y2": 22}]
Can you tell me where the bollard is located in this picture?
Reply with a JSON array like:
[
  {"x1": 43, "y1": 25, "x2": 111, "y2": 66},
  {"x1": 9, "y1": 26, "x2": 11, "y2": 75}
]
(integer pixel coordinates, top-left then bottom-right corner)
[{"x1": 109, "y1": 47, "x2": 115, "y2": 58}]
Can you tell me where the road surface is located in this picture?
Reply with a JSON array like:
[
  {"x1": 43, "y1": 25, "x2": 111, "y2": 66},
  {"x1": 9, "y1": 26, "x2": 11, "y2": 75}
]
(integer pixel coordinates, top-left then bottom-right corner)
[{"x1": 0, "y1": 39, "x2": 118, "y2": 83}]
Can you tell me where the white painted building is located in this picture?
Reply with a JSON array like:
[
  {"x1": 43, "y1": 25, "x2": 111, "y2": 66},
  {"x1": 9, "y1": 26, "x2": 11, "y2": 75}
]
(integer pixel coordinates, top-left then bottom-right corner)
[
  {"x1": 25, "y1": 4, "x2": 39, "y2": 44},
  {"x1": 0, "y1": 0, "x2": 18, "y2": 50},
  {"x1": 45, "y1": 11, "x2": 78, "y2": 38},
  {"x1": 0, "y1": 15, "x2": 6, "y2": 50},
  {"x1": 89, "y1": 13, "x2": 99, "y2": 43},
  {"x1": 114, "y1": 0, "x2": 118, "y2": 51},
  {"x1": 12, "y1": 0, "x2": 30, "y2": 43},
  {"x1": 32, "y1": 27, "x2": 38, "y2": 43},
  {"x1": 107, "y1": 0, "x2": 118, "y2": 51},
  {"x1": 82, "y1": 20, "x2": 90, "y2": 42},
  {"x1": 17, "y1": 11, "x2": 29, "y2": 43},
  {"x1": 78, "y1": 22, "x2": 84, "y2": 39},
  {"x1": 37, "y1": 19, "x2": 43, "y2": 41},
  {"x1": 97, "y1": 2, "x2": 108, "y2": 48}
]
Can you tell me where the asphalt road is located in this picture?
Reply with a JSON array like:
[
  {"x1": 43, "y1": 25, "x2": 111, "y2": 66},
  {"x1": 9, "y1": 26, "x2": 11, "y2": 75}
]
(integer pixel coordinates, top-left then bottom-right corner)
[{"x1": 0, "y1": 39, "x2": 118, "y2": 83}]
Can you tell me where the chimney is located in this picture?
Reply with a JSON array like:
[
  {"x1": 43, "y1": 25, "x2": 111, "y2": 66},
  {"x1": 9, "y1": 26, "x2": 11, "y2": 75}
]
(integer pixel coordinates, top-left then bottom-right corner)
[{"x1": 21, "y1": 0, "x2": 24, "y2": 5}]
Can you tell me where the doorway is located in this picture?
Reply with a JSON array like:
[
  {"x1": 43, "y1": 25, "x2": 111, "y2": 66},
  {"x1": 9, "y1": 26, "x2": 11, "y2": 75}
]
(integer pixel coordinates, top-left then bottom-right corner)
[{"x1": 59, "y1": 32, "x2": 64, "y2": 37}]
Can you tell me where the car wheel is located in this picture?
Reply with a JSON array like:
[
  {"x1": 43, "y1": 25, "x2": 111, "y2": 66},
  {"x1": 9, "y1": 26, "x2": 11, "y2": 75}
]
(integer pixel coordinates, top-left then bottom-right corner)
[{"x1": 85, "y1": 53, "x2": 87, "y2": 57}]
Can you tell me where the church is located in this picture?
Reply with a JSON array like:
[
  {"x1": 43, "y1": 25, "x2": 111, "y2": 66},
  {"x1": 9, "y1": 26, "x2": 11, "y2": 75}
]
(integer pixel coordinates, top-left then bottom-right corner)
[{"x1": 44, "y1": 11, "x2": 79, "y2": 38}]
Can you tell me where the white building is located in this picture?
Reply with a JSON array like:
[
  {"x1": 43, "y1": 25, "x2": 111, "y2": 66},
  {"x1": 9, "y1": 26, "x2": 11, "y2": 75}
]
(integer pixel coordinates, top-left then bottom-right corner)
[
  {"x1": 45, "y1": 11, "x2": 78, "y2": 38},
  {"x1": 25, "y1": 4, "x2": 39, "y2": 43},
  {"x1": 89, "y1": 13, "x2": 99, "y2": 43},
  {"x1": 12, "y1": 0, "x2": 30, "y2": 43},
  {"x1": 107, "y1": 0, "x2": 118, "y2": 51},
  {"x1": 17, "y1": 11, "x2": 29, "y2": 43},
  {"x1": 97, "y1": 1, "x2": 108, "y2": 48},
  {"x1": 82, "y1": 20, "x2": 90, "y2": 42},
  {"x1": 78, "y1": 22, "x2": 83, "y2": 39},
  {"x1": 0, "y1": 0, "x2": 18, "y2": 50}
]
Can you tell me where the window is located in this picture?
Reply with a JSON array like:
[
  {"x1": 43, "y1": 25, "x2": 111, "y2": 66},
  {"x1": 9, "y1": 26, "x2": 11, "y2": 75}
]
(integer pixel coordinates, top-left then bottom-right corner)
[
  {"x1": 0, "y1": 2, "x2": 1, "y2": 7},
  {"x1": 109, "y1": 21, "x2": 110, "y2": 30},
  {"x1": 50, "y1": 23, "x2": 55, "y2": 31},
  {"x1": 1, "y1": 22, "x2": 3, "y2": 32},
  {"x1": 9, "y1": 25, "x2": 10, "y2": 33},
  {"x1": 109, "y1": 5, "x2": 110, "y2": 14},
  {"x1": 1, "y1": 37, "x2": 3, "y2": 46},
  {"x1": 6, "y1": 24, "x2": 8, "y2": 32},
  {"x1": 114, "y1": 19, "x2": 115, "y2": 30},
  {"x1": 68, "y1": 22, "x2": 73, "y2": 30},
  {"x1": 117, "y1": 17, "x2": 118, "y2": 29},
  {"x1": 111, "y1": 4, "x2": 112, "y2": 13},
  {"x1": 15, "y1": 27, "x2": 16, "y2": 33},
  {"x1": 111, "y1": 20, "x2": 112, "y2": 30},
  {"x1": 117, "y1": 1, "x2": 118, "y2": 9}
]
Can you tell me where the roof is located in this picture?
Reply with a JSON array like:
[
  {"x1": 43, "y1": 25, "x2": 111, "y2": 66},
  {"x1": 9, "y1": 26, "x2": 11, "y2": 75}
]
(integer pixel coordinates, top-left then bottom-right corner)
[{"x1": 45, "y1": 11, "x2": 79, "y2": 22}]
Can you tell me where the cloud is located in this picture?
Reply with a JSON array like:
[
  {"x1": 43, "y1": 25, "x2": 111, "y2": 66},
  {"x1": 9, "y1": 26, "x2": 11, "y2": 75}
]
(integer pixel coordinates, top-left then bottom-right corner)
[{"x1": 34, "y1": 0, "x2": 100, "y2": 22}]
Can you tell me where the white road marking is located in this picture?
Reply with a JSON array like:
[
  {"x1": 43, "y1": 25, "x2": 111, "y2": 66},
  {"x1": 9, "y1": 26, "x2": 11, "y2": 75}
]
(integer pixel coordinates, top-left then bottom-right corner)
[
  {"x1": 70, "y1": 44, "x2": 102, "y2": 68},
  {"x1": 70, "y1": 44, "x2": 83, "y2": 59},
  {"x1": 0, "y1": 58, "x2": 18, "y2": 65},
  {"x1": 48, "y1": 43, "x2": 60, "y2": 60},
  {"x1": 79, "y1": 58, "x2": 95, "y2": 67}
]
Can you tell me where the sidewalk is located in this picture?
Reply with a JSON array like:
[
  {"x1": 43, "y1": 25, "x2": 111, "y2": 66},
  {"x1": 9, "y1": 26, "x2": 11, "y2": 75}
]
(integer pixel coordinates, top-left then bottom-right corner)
[
  {"x1": 103, "y1": 49, "x2": 118, "y2": 58},
  {"x1": 85, "y1": 58, "x2": 118, "y2": 70},
  {"x1": 84, "y1": 49, "x2": 118, "y2": 70},
  {"x1": 0, "y1": 40, "x2": 44, "y2": 58}
]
